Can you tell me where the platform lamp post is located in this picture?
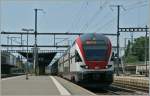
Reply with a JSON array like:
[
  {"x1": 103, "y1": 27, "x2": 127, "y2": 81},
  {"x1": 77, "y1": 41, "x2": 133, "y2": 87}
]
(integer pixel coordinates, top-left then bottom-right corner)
[
  {"x1": 22, "y1": 28, "x2": 34, "y2": 79},
  {"x1": 8, "y1": 37, "x2": 21, "y2": 50}
]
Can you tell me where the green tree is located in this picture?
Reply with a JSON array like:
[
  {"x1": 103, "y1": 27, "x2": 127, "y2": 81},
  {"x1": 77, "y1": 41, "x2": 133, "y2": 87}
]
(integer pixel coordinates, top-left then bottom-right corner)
[
  {"x1": 124, "y1": 54, "x2": 138, "y2": 63},
  {"x1": 124, "y1": 36, "x2": 149, "y2": 63},
  {"x1": 124, "y1": 40, "x2": 131, "y2": 57},
  {"x1": 132, "y1": 36, "x2": 149, "y2": 61}
]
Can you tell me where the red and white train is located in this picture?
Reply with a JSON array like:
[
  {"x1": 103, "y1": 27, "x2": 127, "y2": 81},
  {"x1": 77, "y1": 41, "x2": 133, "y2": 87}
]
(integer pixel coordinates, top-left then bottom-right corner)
[{"x1": 57, "y1": 33, "x2": 114, "y2": 86}]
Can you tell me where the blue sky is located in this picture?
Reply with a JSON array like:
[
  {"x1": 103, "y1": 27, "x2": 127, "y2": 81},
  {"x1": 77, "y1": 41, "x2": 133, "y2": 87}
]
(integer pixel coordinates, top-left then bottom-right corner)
[{"x1": 0, "y1": 0, "x2": 149, "y2": 53}]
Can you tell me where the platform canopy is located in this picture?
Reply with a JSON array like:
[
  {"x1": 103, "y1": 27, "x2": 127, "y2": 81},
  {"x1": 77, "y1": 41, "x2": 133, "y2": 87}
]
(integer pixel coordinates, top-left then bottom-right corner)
[{"x1": 19, "y1": 52, "x2": 57, "y2": 66}]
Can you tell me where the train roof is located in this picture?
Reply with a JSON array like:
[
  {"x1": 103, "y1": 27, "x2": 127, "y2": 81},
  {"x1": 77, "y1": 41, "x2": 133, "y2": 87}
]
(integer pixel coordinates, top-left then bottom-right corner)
[
  {"x1": 79, "y1": 33, "x2": 108, "y2": 41},
  {"x1": 51, "y1": 33, "x2": 110, "y2": 65}
]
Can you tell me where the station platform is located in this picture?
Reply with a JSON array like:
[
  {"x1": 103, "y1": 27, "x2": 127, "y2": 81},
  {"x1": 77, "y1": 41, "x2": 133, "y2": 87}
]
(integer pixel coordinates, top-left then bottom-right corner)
[{"x1": 1, "y1": 75, "x2": 96, "y2": 96}]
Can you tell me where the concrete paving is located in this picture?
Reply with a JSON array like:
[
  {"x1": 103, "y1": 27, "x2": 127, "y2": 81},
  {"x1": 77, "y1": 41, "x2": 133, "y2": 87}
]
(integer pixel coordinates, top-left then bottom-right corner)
[
  {"x1": 1, "y1": 75, "x2": 96, "y2": 96},
  {"x1": 55, "y1": 76, "x2": 96, "y2": 95},
  {"x1": 1, "y1": 75, "x2": 60, "y2": 95}
]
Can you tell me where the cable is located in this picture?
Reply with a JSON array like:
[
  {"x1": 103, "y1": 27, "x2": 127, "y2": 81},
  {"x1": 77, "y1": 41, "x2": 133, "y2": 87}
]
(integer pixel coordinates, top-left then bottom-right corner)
[
  {"x1": 79, "y1": 7, "x2": 102, "y2": 32},
  {"x1": 124, "y1": 0, "x2": 148, "y2": 8},
  {"x1": 94, "y1": 17, "x2": 115, "y2": 32},
  {"x1": 67, "y1": 1, "x2": 85, "y2": 32},
  {"x1": 79, "y1": 0, "x2": 109, "y2": 33},
  {"x1": 67, "y1": 1, "x2": 88, "y2": 33},
  {"x1": 93, "y1": 0, "x2": 148, "y2": 33},
  {"x1": 75, "y1": 1, "x2": 89, "y2": 32},
  {"x1": 87, "y1": 12, "x2": 110, "y2": 32},
  {"x1": 125, "y1": 4, "x2": 148, "y2": 12}
]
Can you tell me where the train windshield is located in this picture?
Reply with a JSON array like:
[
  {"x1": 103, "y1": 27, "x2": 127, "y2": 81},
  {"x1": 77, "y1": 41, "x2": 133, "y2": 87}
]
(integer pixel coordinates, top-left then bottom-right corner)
[{"x1": 83, "y1": 41, "x2": 107, "y2": 61}]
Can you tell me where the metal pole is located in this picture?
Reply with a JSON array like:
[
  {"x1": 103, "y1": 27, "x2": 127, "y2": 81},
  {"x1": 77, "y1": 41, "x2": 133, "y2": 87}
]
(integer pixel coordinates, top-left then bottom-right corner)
[
  {"x1": 35, "y1": 9, "x2": 37, "y2": 46},
  {"x1": 131, "y1": 32, "x2": 134, "y2": 54},
  {"x1": 22, "y1": 40, "x2": 25, "y2": 50},
  {"x1": 22, "y1": 28, "x2": 34, "y2": 76},
  {"x1": 124, "y1": 38, "x2": 126, "y2": 49},
  {"x1": 21, "y1": 34, "x2": 23, "y2": 50},
  {"x1": 116, "y1": 5, "x2": 120, "y2": 76},
  {"x1": 149, "y1": 25, "x2": 150, "y2": 79},
  {"x1": 34, "y1": 9, "x2": 43, "y2": 75},
  {"x1": 7, "y1": 35, "x2": 9, "y2": 51},
  {"x1": 10, "y1": 38, "x2": 12, "y2": 50},
  {"x1": 34, "y1": 9, "x2": 37, "y2": 75},
  {"x1": 54, "y1": 34, "x2": 55, "y2": 46},
  {"x1": 20, "y1": 34, "x2": 23, "y2": 72},
  {"x1": 26, "y1": 31, "x2": 29, "y2": 79},
  {"x1": 145, "y1": 25, "x2": 148, "y2": 77}
]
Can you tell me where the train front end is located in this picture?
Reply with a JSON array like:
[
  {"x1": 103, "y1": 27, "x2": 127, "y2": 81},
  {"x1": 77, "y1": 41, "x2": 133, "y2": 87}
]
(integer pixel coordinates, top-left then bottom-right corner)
[{"x1": 76, "y1": 33, "x2": 114, "y2": 85}]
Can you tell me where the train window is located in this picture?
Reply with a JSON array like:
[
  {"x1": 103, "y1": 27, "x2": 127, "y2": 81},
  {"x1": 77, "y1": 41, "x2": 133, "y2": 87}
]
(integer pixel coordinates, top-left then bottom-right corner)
[
  {"x1": 83, "y1": 45, "x2": 107, "y2": 61},
  {"x1": 75, "y1": 50, "x2": 82, "y2": 62}
]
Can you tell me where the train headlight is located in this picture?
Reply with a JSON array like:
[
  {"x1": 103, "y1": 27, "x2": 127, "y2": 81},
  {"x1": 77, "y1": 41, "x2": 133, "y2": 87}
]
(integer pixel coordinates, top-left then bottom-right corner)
[
  {"x1": 80, "y1": 65, "x2": 88, "y2": 69},
  {"x1": 106, "y1": 65, "x2": 112, "y2": 69},
  {"x1": 85, "y1": 65, "x2": 88, "y2": 69},
  {"x1": 105, "y1": 66, "x2": 108, "y2": 68}
]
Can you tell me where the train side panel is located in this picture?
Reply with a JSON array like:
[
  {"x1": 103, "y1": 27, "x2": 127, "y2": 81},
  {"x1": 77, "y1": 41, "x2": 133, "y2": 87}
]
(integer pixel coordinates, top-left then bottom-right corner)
[{"x1": 57, "y1": 33, "x2": 114, "y2": 86}]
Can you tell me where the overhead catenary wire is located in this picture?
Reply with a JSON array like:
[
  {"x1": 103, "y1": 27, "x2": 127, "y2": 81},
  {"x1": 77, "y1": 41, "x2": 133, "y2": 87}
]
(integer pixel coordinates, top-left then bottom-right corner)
[
  {"x1": 88, "y1": 12, "x2": 111, "y2": 32},
  {"x1": 67, "y1": 1, "x2": 89, "y2": 33},
  {"x1": 67, "y1": 1, "x2": 85, "y2": 32},
  {"x1": 68, "y1": 0, "x2": 147, "y2": 34},
  {"x1": 94, "y1": 17, "x2": 115, "y2": 32},
  {"x1": 124, "y1": 0, "x2": 148, "y2": 8},
  {"x1": 79, "y1": 0, "x2": 109, "y2": 33},
  {"x1": 75, "y1": 1, "x2": 89, "y2": 33},
  {"x1": 93, "y1": 0, "x2": 148, "y2": 33},
  {"x1": 79, "y1": 7, "x2": 102, "y2": 32}
]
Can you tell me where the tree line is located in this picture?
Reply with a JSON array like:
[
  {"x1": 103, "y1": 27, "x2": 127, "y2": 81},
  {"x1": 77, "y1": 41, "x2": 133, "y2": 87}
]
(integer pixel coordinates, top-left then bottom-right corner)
[{"x1": 124, "y1": 36, "x2": 149, "y2": 63}]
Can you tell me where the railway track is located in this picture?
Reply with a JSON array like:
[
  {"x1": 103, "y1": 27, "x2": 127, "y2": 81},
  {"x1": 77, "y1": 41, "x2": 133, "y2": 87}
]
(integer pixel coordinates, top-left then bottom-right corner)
[
  {"x1": 62, "y1": 76, "x2": 148, "y2": 95},
  {"x1": 96, "y1": 88, "x2": 121, "y2": 95},
  {"x1": 85, "y1": 85, "x2": 148, "y2": 95},
  {"x1": 112, "y1": 85, "x2": 149, "y2": 95},
  {"x1": 112, "y1": 83, "x2": 149, "y2": 93}
]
